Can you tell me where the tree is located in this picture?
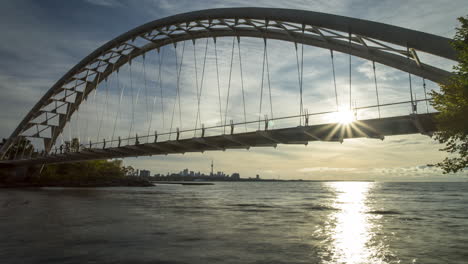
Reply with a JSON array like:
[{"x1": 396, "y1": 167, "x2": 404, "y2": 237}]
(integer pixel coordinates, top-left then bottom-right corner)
[
  {"x1": 1, "y1": 137, "x2": 34, "y2": 160},
  {"x1": 430, "y1": 15, "x2": 468, "y2": 173},
  {"x1": 122, "y1": 166, "x2": 135, "y2": 176}
]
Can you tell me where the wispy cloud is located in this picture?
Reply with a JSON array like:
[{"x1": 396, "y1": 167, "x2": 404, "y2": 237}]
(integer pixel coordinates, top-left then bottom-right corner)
[{"x1": 83, "y1": 0, "x2": 123, "y2": 7}]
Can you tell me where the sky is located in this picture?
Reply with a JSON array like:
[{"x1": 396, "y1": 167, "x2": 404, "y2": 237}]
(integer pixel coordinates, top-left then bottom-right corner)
[{"x1": 0, "y1": 0, "x2": 467, "y2": 181}]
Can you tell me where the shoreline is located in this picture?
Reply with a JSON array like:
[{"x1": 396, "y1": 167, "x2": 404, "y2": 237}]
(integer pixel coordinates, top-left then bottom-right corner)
[{"x1": 0, "y1": 177, "x2": 154, "y2": 188}]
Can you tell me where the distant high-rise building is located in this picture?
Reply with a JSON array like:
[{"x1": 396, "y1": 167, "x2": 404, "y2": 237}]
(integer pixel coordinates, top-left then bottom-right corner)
[
  {"x1": 140, "y1": 170, "x2": 150, "y2": 177},
  {"x1": 231, "y1": 173, "x2": 240, "y2": 180},
  {"x1": 210, "y1": 160, "x2": 214, "y2": 176}
]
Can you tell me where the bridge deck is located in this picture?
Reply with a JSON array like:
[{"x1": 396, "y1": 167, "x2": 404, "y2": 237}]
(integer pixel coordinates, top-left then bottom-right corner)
[{"x1": 0, "y1": 113, "x2": 437, "y2": 167}]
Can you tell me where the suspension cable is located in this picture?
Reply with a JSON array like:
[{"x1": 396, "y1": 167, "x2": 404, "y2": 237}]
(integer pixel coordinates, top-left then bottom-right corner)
[
  {"x1": 330, "y1": 50, "x2": 339, "y2": 112},
  {"x1": 111, "y1": 69, "x2": 124, "y2": 147},
  {"x1": 372, "y1": 61, "x2": 381, "y2": 118},
  {"x1": 265, "y1": 38, "x2": 273, "y2": 120},
  {"x1": 423, "y1": 78, "x2": 429, "y2": 113},
  {"x1": 91, "y1": 73, "x2": 102, "y2": 143},
  {"x1": 194, "y1": 38, "x2": 209, "y2": 136},
  {"x1": 76, "y1": 69, "x2": 92, "y2": 144},
  {"x1": 129, "y1": 57, "x2": 148, "y2": 141},
  {"x1": 159, "y1": 49, "x2": 165, "y2": 129},
  {"x1": 148, "y1": 48, "x2": 164, "y2": 138},
  {"x1": 142, "y1": 55, "x2": 150, "y2": 141},
  {"x1": 96, "y1": 77, "x2": 109, "y2": 142},
  {"x1": 300, "y1": 38, "x2": 304, "y2": 123},
  {"x1": 408, "y1": 72, "x2": 414, "y2": 110},
  {"x1": 214, "y1": 39, "x2": 223, "y2": 126},
  {"x1": 224, "y1": 37, "x2": 236, "y2": 134},
  {"x1": 127, "y1": 61, "x2": 135, "y2": 145},
  {"x1": 169, "y1": 46, "x2": 178, "y2": 139},
  {"x1": 74, "y1": 76, "x2": 82, "y2": 144},
  {"x1": 193, "y1": 40, "x2": 200, "y2": 131},
  {"x1": 406, "y1": 47, "x2": 416, "y2": 114},
  {"x1": 177, "y1": 42, "x2": 185, "y2": 128},
  {"x1": 348, "y1": 32, "x2": 352, "y2": 111},
  {"x1": 408, "y1": 72, "x2": 415, "y2": 113},
  {"x1": 237, "y1": 38, "x2": 247, "y2": 131},
  {"x1": 258, "y1": 38, "x2": 267, "y2": 130},
  {"x1": 97, "y1": 63, "x2": 115, "y2": 143},
  {"x1": 169, "y1": 41, "x2": 186, "y2": 139},
  {"x1": 68, "y1": 112, "x2": 72, "y2": 143},
  {"x1": 295, "y1": 42, "x2": 304, "y2": 125}
]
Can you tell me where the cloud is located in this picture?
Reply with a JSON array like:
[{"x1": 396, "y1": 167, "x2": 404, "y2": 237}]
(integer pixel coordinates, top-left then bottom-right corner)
[
  {"x1": 83, "y1": 0, "x2": 122, "y2": 7},
  {"x1": 298, "y1": 167, "x2": 357, "y2": 173}
]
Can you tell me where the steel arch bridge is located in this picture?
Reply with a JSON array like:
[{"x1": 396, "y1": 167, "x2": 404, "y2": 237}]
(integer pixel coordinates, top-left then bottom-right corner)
[{"x1": 0, "y1": 7, "x2": 458, "y2": 166}]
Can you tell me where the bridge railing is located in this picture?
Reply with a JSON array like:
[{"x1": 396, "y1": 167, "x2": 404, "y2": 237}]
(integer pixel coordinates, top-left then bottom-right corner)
[
  {"x1": 46, "y1": 99, "x2": 434, "y2": 153},
  {"x1": 4, "y1": 98, "x2": 435, "y2": 160}
]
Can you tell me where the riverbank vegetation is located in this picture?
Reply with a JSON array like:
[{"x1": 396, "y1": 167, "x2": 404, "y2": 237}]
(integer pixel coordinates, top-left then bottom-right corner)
[
  {"x1": 432, "y1": 15, "x2": 468, "y2": 173},
  {"x1": 0, "y1": 159, "x2": 153, "y2": 187}
]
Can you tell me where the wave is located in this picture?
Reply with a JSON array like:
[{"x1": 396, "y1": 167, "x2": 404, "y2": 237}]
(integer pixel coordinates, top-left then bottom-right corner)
[
  {"x1": 300, "y1": 204, "x2": 338, "y2": 211},
  {"x1": 399, "y1": 217, "x2": 424, "y2": 221},
  {"x1": 228, "y1": 203, "x2": 275, "y2": 208},
  {"x1": 367, "y1": 210, "x2": 401, "y2": 215}
]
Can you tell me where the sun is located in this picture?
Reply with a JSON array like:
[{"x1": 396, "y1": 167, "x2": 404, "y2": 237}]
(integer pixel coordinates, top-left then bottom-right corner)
[{"x1": 332, "y1": 110, "x2": 355, "y2": 125}]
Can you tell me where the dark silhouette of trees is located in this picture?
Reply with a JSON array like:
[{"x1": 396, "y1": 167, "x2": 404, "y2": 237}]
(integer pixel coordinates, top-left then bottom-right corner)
[{"x1": 1, "y1": 138, "x2": 34, "y2": 160}]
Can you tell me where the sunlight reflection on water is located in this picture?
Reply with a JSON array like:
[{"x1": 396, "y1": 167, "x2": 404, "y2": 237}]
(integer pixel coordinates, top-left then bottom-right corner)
[{"x1": 327, "y1": 182, "x2": 385, "y2": 264}]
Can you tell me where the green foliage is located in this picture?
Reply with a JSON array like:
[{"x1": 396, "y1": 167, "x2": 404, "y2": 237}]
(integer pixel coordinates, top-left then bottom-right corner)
[
  {"x1": 1, "y1": 138, "x2": 34, "y2": 160},
  {"x1": 40, "y1": 160, "x2": 125, "y2": 182},
  {"x1": 430, "y1": 16, "x2": 468, "y2": 173}
]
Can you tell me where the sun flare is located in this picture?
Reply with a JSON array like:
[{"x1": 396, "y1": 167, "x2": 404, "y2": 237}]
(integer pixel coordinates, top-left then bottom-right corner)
[{"x1": 332, "y1": 110, "x2": 355, "y2": 125}]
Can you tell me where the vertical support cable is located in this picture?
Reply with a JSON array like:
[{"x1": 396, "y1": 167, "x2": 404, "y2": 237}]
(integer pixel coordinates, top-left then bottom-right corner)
[
  {"x1": 68, "y1": 107, "x2": 72, "y2": 143},
  {"x1": 258, "y1": 38, "x2": 267, "y2": 130},
  {"x1": 159, "y1": 49, "x2": 165, "y2": 129},
  {"x1": 142, "y1": 55, "x2": 150, "y2": 141},
  {"x1": 192, "y1": 40, "x2": 200, "y2": 132},
  {"x1": 74, "y1": 76, "x2": 82, "y2": 145},
  {"x1": 265, "y1": 38, "x2": 273, "y2": 120},
  {"x1": 300, "y1": 35, "x2": 304, "y2": 123},
  {"x1": 294, "y1": 42, "x2": 304, "y2": 126},
  {"x1": 92, "y1": 73, "x2": 103, "y2": 143},
  {"x1": 237, "y1": 38, "x2": 247, "y2": 131},
  {"x1": 214, "y1": 39, "x2": 223, "y2": 126},
  {"x1": 96, "y1": 77, "x2": 109, "y2": 142},
  {"x1": 86, "y1": 72, "x2": 102, "y2": 143},
  {"x1": 330, "y1": 50, "x2": 339, "y2": 111},
  {"x1": 194, "y1": 38, "x2": 209, "y2": 136},
  {"x1": 408, "y1": 72, "x2": 414, "y2": 112},
  {"x1": 169, "y1": 41, "x2": 186, "y2": 139},
  {"x1": 177, "y1": 43, "x2": 185, "y2": 130},
  {"x1": 423, "y1": 78, "x2": 429, "y2": 113},
  {"x1": 372, "y1": 61, "x2": 381, "y2": 118},
  {"x1": 148, "y1": 48, "x2": 164, "y2": 139},
  {"x1": 169, "y1": 44, "x2": 179, "y2": 140},
  {"x1": 111, "y1": 69, "x2": 124, "y2": 147},
  {"x1": 407, "y1": 46, "x2": 415, "y2": 114},
  {"x1": 127, "y1": 61, "x2": 135, "y2": 145},
  {"x1": 76, "y1": 69, "x2": 92, "y2": 145},
  {"x1": 348, "y1": 31, "x2": 352, "y2": 111},
  {"x1": 224, "y1": 37, "x2": 236, "y2": 134}
]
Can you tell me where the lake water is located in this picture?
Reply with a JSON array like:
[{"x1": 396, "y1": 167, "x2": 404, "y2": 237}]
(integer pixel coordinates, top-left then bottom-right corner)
[{"x1": 1, "y1": 182, "x2": 467, "y2": 264}]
